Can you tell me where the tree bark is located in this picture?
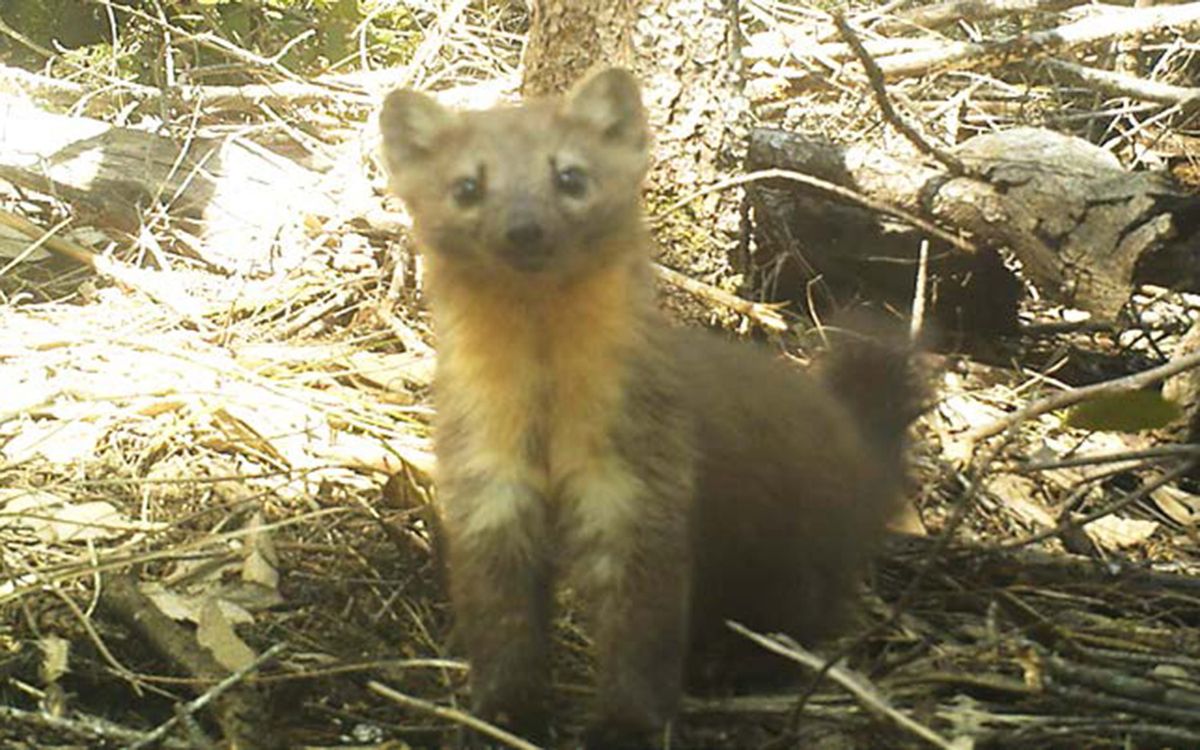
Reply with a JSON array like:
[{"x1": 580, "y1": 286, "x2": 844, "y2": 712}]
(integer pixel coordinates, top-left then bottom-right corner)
[{"x1": 522, "y1": 1, "x2": 637, "y2": 98}]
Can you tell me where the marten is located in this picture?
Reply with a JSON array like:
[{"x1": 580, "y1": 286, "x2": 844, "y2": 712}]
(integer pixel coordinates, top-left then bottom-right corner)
[{"x1": 379, "y1": 67, "x2": 920, "y2": 748}]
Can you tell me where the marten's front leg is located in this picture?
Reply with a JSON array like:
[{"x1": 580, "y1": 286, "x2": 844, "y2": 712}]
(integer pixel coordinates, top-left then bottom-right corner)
[
  {"x1": 562, "y1": 462, "x2": 693, "y2": 747},
  {"x1": 442, "y1": 474, "x2": 551, "y2": 740}
]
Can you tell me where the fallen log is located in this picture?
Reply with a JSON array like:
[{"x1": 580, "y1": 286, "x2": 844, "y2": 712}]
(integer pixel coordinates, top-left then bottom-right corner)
[
  {"x1": 746, "y1": 125, "x2": 1199, "y2": 325},
  {"x1": 0, "y1": 94, "x2": 336, "y2": 275}
]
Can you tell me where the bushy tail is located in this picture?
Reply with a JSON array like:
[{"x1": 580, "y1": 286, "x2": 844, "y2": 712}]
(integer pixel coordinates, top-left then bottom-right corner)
[{"x1": 815, "y1": 311, "x2": 928, "y2": 468}]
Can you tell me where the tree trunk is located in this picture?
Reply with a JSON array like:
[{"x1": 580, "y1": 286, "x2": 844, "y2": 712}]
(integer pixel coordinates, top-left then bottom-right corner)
[
  {"x1": 522, "y1": 1, "x2": 637, "y2": 97},
  {"x1": 523, "y1": 0, "x2": 750, "y2": 320}
]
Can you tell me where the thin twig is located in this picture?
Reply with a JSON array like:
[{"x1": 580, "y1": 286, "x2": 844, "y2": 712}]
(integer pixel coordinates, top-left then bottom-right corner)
[
  {"x1": 729, "y1": 622, "x2": 970, "y2": 750},
  {"x1": 0, "y1": 705, "x2": 190, "y2": 749},
  {"x1": 0, "y1": 14, "x2": 54, "y2": 58},
  {"x1": 833, "y1": 13, "x2": 966, "y2": 175},
  {"x1": 878, "y1": 2, "x2": 1200, "y2": 79},
  {"x1": 0, "y1": 210, "x2": 93, "y2": 267},
  {"x1": 654, "y1": 263, "x2": 789, "y2": 332},
  {"x1": 656, "y1": 168, "x2": 976, "y2": 255},
  {"x1": 998, "y1": 460, "x2": 1195, "y2": 549},
  {"x1": 128, "y1": 642, "x2": 288, "y2": 750},
  {"x1": 367, "y1": 680, "x2": 544, "y2": 750},
  {"x1": 910, "y1": 239, "x2": 930, "y2": 343},
  {"x1": 1017, "y1": 444, "x2": 1200, "y2": 472},
  {"x1": 968, "y1": 348, "x2": 1200, "y2": 442}
]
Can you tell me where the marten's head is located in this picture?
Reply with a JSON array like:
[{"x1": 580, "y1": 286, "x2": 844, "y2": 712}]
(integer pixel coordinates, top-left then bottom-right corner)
[{"x1": 380, "y1": 68, "x2": 649, "y2": 280}]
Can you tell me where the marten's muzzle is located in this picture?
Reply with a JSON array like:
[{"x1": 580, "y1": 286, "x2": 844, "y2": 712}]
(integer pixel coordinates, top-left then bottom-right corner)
[{"x1": 500, "y1": 211, "x2": 552, "y2": 272}]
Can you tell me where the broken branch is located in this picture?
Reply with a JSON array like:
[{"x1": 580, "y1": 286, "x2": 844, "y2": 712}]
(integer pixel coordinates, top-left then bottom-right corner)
[{"x1": 878, "y1": 3, "x2": 1200, "y2": 79}]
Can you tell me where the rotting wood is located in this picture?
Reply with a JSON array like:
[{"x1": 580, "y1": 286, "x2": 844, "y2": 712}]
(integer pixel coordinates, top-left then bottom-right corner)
[
  {"x1": 745, "y1": 127, "x2": 1020, "y2": 332},
  {"x1": 746, "y1": 126, "x2": 1198, "y2": 320},
  {"x1": 1162, "y1": 322, "x2": 1200, "y2": 447}
]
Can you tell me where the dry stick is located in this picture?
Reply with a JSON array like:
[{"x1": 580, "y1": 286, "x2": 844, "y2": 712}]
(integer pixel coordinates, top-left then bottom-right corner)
[
  {"x1": 910, "y1": 239, "x2": 930, "y2": 342},
  {"x1": 745, "y1": 31, "x2": 946, "y2": 65},
  {"x1": 728, "y1": 622, "x2": 968, "y2": 750},
  {"x1": 0, "y1": 209, "x2": 93, "y2": 266},
  {"x1": 100, "y1": 574, "x2": 274, "y2": 749},
  {"x1": 884, "y1": 0, "x2": 1087, "y2": 33},
  {"x1": 658, "y1": 168, "x2": 976, "y2": 255},
  {"x1": 813, "y1": 0, "x2": 916, "y2": 41},
  {"x1": 0, "y1": 208, "x2": 212, "y2": 324},
  {"x1": 833, "y1": 13, "x2": 967, "y2": 175},
  {"x1": 0, "y1": 706, "x2": 190, "y2": 750},
  {"x1": 1043, "y1": 651, "x2": 1200, "y2": 715},
  {"x1": 45, "y1": 585, "x2": 141, "y2": 687},
  {"x1": 0, "y1": 13, "x2": 54, "y2": 58},
  {"x1": 1017, "y1": 444, "x2": 1200, "y2": 472},
  {"x1": 405, "y1": 0, "x2": 473, "y2": 91},
  {"x1": 998, "y1": 460, "x2": 1195, "y2": 550},
  {"x1": 128, "y1": 642, "x2": 288, "y2": 750},
  {"x1": 0, "y1": 215, "x2": 72, "y2": 277},
  {"x1": 1041, "y1": 57, "x2": 1200, "y2": 108},
  {"x1": 654, "y1": 263, "x2": 789, "y2": 332},
  {"x1": 367, "y1": 680, "x2": 544, "y2": 750},
  {"x1": 968, "y1": 348, "x2": 1200, "y2": 442},
  {"x1": 878, "y1": 2, "x2": 1200, "y2": 79},
  {"x1": 0, "y1": 62, "x2": 370, "y2": 110},
  {"x1": 252, "y1": 657, "x2": 466, "y2": 685}
]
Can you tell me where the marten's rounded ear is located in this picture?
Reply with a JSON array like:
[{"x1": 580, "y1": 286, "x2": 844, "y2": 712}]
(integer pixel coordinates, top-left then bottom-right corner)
[
  {"x1": 562, "y1": 68, "x2": 648, "y2": 153},
  {"x1": 379, "y1": 89, "x2": 454, "y2": 172}
]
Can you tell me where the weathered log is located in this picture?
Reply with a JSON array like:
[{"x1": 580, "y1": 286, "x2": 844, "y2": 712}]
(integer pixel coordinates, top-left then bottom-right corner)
[
  {"x1": 746, "y1": 128, "x2": 1022, "y2": 334},
  {"x1": 746, "y1": 125, "x2": 1199, "y2": 324},
  {"x1": 0, "y1": 94, "x2": 335, "y2": 275}
]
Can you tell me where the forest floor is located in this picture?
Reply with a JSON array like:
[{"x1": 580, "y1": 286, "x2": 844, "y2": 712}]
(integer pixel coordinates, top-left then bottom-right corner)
[{"x1": 1, "y1": 2, "x2": 1200, "y2": 749}]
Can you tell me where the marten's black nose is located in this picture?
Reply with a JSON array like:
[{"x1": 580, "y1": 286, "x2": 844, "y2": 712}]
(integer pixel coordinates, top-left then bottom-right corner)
[
  {"x1": 505, "y1": 221, "x2": 545, "y2": 248},
  {"x1": 501, "y1": 217, "x2": 551, "y2": 271}
]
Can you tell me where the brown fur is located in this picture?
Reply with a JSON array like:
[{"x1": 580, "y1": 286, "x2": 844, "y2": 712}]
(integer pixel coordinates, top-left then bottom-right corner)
[{"x1": 380, "y1": 69, "x2": 916, "y2": 746}]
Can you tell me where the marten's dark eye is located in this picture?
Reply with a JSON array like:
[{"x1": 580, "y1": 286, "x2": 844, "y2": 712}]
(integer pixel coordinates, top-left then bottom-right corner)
[
  {"x1": 555, "y1": 165, "x2": 588, "y2": 198},
  {"x1": 451, "y1": 175, "x2": 484, "y2": 207}
]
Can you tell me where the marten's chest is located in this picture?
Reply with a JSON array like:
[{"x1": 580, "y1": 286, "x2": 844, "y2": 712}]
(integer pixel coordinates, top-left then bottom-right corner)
[{"x1": 430, "y1": 264, "x2": 644, "y2": 488}]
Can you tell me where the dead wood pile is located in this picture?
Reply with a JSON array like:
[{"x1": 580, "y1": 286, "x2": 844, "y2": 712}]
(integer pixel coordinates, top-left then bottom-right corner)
[{"x1": 0, "y1": 2, "x2": 1198, "y2": 749}]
